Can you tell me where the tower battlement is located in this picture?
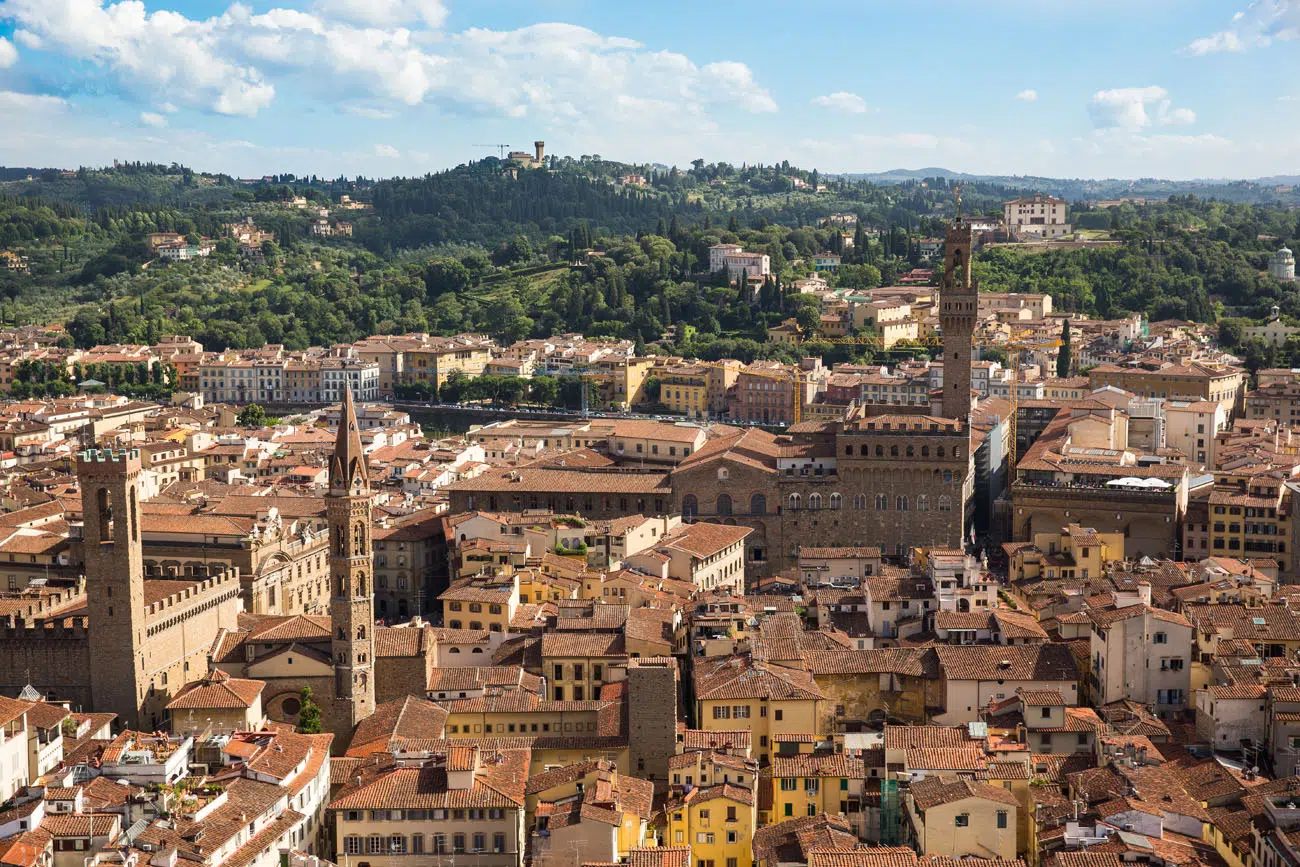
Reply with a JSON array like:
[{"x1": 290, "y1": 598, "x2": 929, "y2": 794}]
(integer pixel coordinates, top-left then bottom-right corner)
[{"x1": 77, "y1": 448, "x2": 142, "y2": 471}]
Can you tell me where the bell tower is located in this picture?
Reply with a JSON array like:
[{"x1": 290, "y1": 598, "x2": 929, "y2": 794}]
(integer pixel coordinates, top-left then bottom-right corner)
[
  {"x1": 80, "y1": 448, "x2": 147, "y2": 729},
  {"x1": 328, "y1": 386, "x2": 375, "y2": 727},
  {"x1": 940, "y1": 215, "x2": 978, "y2": 421}
]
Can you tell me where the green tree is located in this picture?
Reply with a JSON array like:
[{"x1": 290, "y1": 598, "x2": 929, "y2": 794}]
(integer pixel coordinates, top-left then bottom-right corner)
[
  {"x1": 1056, "y1": 319, "x2": 1072, "y2": 378},
  {"x1": 296, "y1": 687, "x2": 322, "y2": 734},
  {"x1": 237, "y1": 403, "x2": 267, "y2": 427}
]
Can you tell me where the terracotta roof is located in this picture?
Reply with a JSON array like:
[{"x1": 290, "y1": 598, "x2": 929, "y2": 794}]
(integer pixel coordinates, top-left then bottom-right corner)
[
  {"x1": 910, "y1": 778, "x2": 1019, "y2": 810},
  {"x1": 808, "y1": 848, "x2": 919, "y2": 867},
  {"x1": 933, "y1": 644, "x2": 1078, "y2": 682},
  {"x1": 883, "y1": 726, "x2": 977, "y2": 751},
  {"x1": 772, "y1": 754, "x2": 864, "y2": 778},
  {"x1": 695, "y1": 656, "x2": 825, "y2": 701},
  {"x1": 166, "y1": 670, "x2": 265, "y2": 709},
  {"x1": 328, "y1": 750, "x2": 529, "y2": 809},
  {"x1": 348, "y1": 696, "x2": 449, "y2": 757}
]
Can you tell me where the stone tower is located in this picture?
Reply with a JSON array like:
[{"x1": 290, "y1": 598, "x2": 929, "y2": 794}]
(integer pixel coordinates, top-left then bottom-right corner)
[
  {"x1": 627, "y1": 657, "x2": 678, "y2": 791},
  {"x1": 940, "y1": 219, "x2": 978, "y2": 421},
  {"x1": 80, "y1": 448, "x2": 147, "y2": 729},
  {"x1": 328, "y1": 386, "x2": 376, "y2": 728}
]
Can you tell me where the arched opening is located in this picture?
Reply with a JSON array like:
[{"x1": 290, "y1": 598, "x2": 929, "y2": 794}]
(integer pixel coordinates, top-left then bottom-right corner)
[
  {"x1": 716, "y1": 494, "x2": 733, "y2": 517},
  {"x1": 750, "y1": 493, "x2": 767, "y2": 515},
  {"x1": 682, "y1": 495, "x2": 698, "y2": 520}
]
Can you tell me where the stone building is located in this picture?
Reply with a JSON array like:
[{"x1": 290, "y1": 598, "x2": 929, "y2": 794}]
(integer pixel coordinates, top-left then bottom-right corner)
[
  {"x1": 207, "y1": 389, "x2": 386, "y2": 748},
  {"x1": 0, "y1": 448, "x2": 243, "y2": 730}
]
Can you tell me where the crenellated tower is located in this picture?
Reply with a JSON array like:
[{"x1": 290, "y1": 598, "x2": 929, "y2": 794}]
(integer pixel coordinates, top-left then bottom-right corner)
[
  {"x1": 940, "y1": 217, "x2": 978, "y2": 421},
  {"x1": 328, "y1": 386, "x2": 376, "y2": 727},
  {"x1": 80, "y1": 448, "x2": 148, "y2": 729}
]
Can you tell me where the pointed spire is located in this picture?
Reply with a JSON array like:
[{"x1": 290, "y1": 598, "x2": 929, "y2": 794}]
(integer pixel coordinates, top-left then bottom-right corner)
[{"x1": 330, "y1": 386, "x2": 368, "y2": 494}]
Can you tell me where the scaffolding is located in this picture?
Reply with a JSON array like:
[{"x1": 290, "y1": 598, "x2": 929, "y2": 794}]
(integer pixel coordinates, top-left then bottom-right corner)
[{"x1": 880, "y1": 778, "x2": 901, "y2": 845}]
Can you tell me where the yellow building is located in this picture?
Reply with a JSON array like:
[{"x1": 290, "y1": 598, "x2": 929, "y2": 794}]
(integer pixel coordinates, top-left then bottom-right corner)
[
  {"x1": 905, "y1": 778, "x2": 1019, "y2": 859},
  {"x1": 694, "y1": 657, "x2": 825, "y2": 762},
  {"x1": 668, "y1": 749, "x2": 759, "y2": 792},
  {"x1": 541, "y1": 631, "x2": 628, "y2": 702},
  {"x1": 771, "y1": 753, "x2": 865, "y2": 823},
  {"x1": 438, "y1": 573, "x2": 520, "y2": 632},
  {"x1": 1005, "y1": 523, "x2": 1124, "y2": 582},
  {"x1": 664, "y1": 784, "x2": 757, "y2": 867},
  {"x1": 404, "y1": 336, "x2": 493, "y2": 390},
  {"x1": 658, "y1": 364, "x2": 711, "y2": 418},
  {"x1": 442, "y1": 691, "x2": 614, "y2": 739}
]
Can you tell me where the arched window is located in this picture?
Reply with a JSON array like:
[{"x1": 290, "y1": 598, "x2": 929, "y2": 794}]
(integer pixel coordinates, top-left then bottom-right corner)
[
  {"x1": 860, "y1": 445, "x2": 869, "y2": 456},
  {"x1": 922, "y1": 446, "x2": 930, "y2": 457},
  {"x1": 716, "y1": 494, "x2": 733, "y2": 517},
  {"x1": 750, "y1": 493, "x2": 767, "y2": 515},
  {"x1": 906, "y1": 446, "x2": 914, "y2": 457},
  {"x1": 875, "y1": 493, "x2": 887, "y2": 510},
  {"x1": 937, "y1": 446, "x2": 945, "y2": 458},
  {"x1": 896, "y1": 495, "x2": 909, "y2": 511},
  {"x1": 682, "y1": 495, "x2": 698, "y2": 519},
  {"x1": 875, "y1": 445, "x2": 884, "y2": 457},
  {"x1": 809, "y1": 493, "x2": 822, "y2": 510},
  {"x1": 357, "y1": 625, "x2": 366, "y2": 640},
  {"x1": 890, "y1": 445, "x2": 899, "y2": 457},
  {"x1": 845, "y1": 445, "x2": 853, "y2": 456},
  {"x1": 917, "y1": 494, "x2": 930, "y2": 512},
  {"x1": 830, "y1": 493, "x2": 842, "y2": 510},
  {"x1": 854, "y1": 493, "x2": 866, "y2": 510},
  {"x1": 938, "y1": 495, "x2": 952, "y2": 512},
  {"x1": 788, "y1": 493, "x2": 801, "y2": 511}
]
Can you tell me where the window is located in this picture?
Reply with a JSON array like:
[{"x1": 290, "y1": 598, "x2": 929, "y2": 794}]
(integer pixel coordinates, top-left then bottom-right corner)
[
  {"x1": 411, "y1": 835, "x2": 424, "y2": 855},
  {"x1": 1153, "y1": 632, "x2": 1167, "y2": 644},
  {"x1": 875, "y1": 493, "x2": 888, "y2": 510},
  {"x1": 473, "y1": 834, "x2": 486, "y2": 853},
  {"x1": 997, "y1": 811, "x2": 1008, "y2": 829},
  {"x1": 683, "y1": 495, "x2": 698, "y2": 519},
  {"x1": 713, "y1": 706, "x2": 731, "y2": 719},
  {"x1": 493, "y1": 834, "x2": 506, "y2": 854},
  {"x1": 788, "y1": 493, "x2": 801, "y2": 511},
  {"x1": 344, "y1": 838, "x2": 362, "y2": 856},
  {"x1": 774, "y1": 709, "x2": 783, "y2": 721},
  {"x1": 955, "y1": 814, "x2": 969, "y2": 828},
  {"x1": 734, "y1": 705, "x2": 750, "y2": 719},
  {"x1": 388, "y1": 836, "x2": 406, "y2": 854},
  {"x1": 716, "y1": 494, "x2": 733, "y2": 516},
  {"x1": 727, "y1": 806, "x2": 737, "y2": 822},
  {"x1": 367, "y1": 837, "x2": 383, "y2": 855},
  {"x1": 784, "y1": 804, "x2": 793, "y2": 817},
  {"x1": 780, "y1": 778, "x2": 797, "y2": 791}
]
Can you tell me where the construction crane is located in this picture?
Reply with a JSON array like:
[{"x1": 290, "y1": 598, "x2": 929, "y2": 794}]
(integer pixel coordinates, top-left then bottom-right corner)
[{"x1": 473, "y1": 143, "x2": 514, "y2": 158}]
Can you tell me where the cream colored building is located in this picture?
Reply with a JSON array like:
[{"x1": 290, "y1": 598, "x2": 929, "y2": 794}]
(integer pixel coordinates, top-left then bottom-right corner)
[
  {"x1": 906, "y1": 778, "x2": 1018, "y2": 859},
  {"x1": 330, "y1": 747, "x2": 529, "y2": 867}
]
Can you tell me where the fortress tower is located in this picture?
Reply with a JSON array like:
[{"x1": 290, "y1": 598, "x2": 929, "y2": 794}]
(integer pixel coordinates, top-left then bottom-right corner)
[
  {"x1": 80, "y1": 448, "x2": 148, "y2": 729},
  {"x1": 940, "y1": 218, "x2": 978, "y2": 421},
  {"x1": 328, "y1": 386, "x2": 376, "y2": 729}
]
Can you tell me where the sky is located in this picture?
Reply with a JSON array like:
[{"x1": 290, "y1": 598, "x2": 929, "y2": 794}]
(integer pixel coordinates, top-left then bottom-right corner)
[{"x1": 0, "y1": 0, "x2": 1298, "y2": 180}]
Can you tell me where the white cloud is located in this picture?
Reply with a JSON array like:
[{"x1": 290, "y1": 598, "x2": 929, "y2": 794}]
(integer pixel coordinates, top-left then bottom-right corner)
[
  {"x1": 0, "y1": 37, "x2": 18, "y2": 68},
  {"x1": 312, "y1": 0, "x2": 447, "y2": 28},
  {"x1": 140, "y1": 111, "x2": 166, "y2": 127},
  {"x1": 344, "y1": 105, "x2": 395, "y2": 119},
  {"x1": 0, "y1": 0, "x2": 776, "y2": 123},
  {"x1": 1088, "y1": 86, "x2": 1196, "y2": 131},
  {"x1": 1183, "y1": 0, "x2": 1300, "y2": 54},
  {"x1": 1015, "y1": 88, "x2": 1038, "y2": 102},
  {"x1": 0, "y1": 90, "x2": 67, "y2": 112},
  {"x1": 374, "y1": 143, "x2": 400, "y2": 158},
  {"x1": 811, "y1": 91, "x2": 868, "y2": 113}
]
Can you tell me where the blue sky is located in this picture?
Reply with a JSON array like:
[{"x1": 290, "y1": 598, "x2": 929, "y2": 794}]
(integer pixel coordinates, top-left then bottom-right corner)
[{"x1": 0, "y1": 0, "x2": 1297, "y2": 179}]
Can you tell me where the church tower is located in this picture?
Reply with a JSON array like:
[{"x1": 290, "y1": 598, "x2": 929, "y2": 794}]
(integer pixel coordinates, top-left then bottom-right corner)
[
  {"x1": 328, "y1": 386, "x2": 376, "y2": 728},
  {"x1": 80, "y1": 448, "x2": 148, "y2": 729},
  {"x1": 940, "y1": 217, "x2": 978, "y2": 421}
]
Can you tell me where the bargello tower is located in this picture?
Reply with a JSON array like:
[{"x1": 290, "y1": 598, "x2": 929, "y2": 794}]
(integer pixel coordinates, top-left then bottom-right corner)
[
  {"x1": 940, "y1": 216, "x2": 978, "y2": 421},
  {"x1": 328, "y1": 386, "x2": 376, "y2": 728}
]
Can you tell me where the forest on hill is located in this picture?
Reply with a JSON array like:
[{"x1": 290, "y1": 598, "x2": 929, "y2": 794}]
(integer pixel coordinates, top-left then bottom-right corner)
[{"x1": 0, "y1": 155, "x2": 1298, "y2": 368}]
